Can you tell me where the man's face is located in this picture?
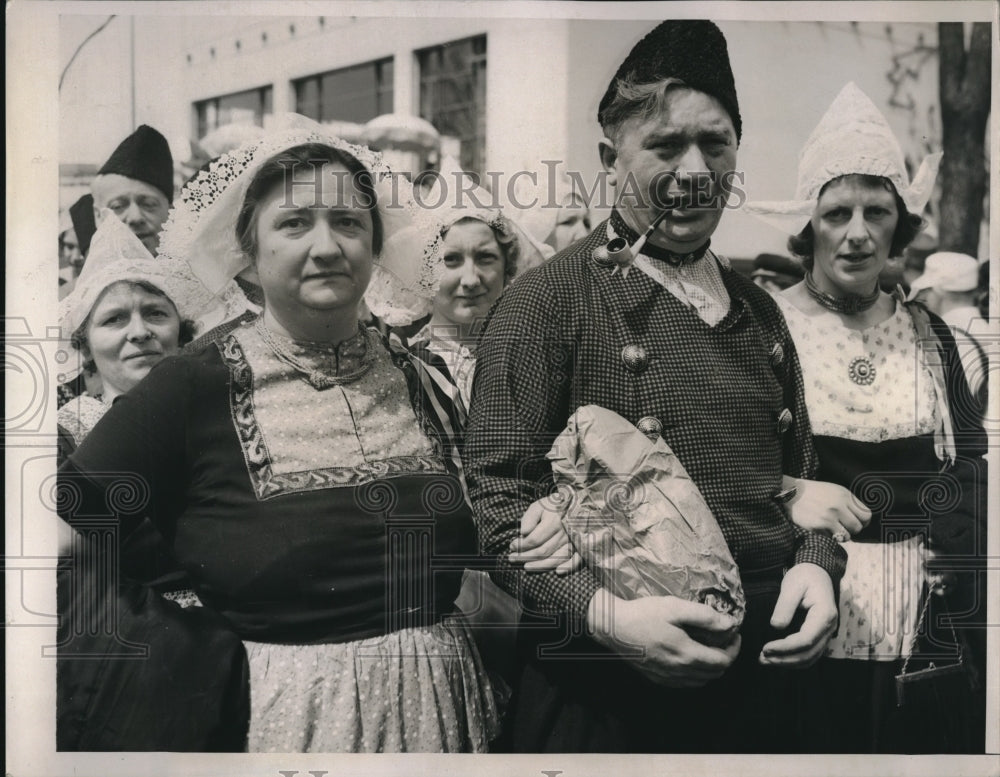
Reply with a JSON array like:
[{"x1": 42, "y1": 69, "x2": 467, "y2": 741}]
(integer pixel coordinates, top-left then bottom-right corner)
[
  {"x1": 91, "y1": 174, "x2": 170, "y2": 254},
  {"x1": 601, "y1": 87, "x2": 738, "y2": 252}
]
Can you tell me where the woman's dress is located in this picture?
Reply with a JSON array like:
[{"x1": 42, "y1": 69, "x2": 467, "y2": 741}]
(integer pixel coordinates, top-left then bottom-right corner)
[
  {"x1": 774, "y1": 294, "x2": 986, "y2": 752},
  {"x1": 59, "y1": 321, "x2": 498, "y2": 752},
  {"x1": 405, "y1": 325, "x2": 522, "y2": 713}
]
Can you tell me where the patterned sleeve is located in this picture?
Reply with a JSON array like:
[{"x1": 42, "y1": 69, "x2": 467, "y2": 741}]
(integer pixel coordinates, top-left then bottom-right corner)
[
  {"x1": 767, "y1": 294, "x2": 848, "y2": 583},
  {"x1": 463, "y1": 270, "x2": 603, "y2": 622}
]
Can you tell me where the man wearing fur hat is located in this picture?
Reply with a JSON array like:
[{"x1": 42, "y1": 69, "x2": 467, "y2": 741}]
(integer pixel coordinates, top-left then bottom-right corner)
[
  {"x1": 464, "y1": 20, "x2": 846, "y2": 752},
  {"x1": 91, "y1": 125, "x2": 174, "y2": 254}
]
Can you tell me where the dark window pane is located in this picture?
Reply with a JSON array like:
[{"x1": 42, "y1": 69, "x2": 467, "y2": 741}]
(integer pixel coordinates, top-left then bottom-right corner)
[
  {"x1": 377, "y1": 60, "x2": 394, "y2": 116},
  {"x1": 417, "y1": 35, "x2": 486, "y2": 179},
  {"x1": 292, "y1": 58, "x2": 394, "y2": 125},
  {"x1": 296, "y1": 78, "x2": 320, "y2": 121},
  {"x1": 194, "y1": 86, "x2": 272, "y2": 138}
]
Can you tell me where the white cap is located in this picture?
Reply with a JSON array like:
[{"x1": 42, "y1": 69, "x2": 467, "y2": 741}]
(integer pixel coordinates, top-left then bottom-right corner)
[
  {"x1": 907, "y1": 252, "x2": 980, "y2": 300},
  {"x1": 745, "y1": 82, "x2": 942, "y2": 234}
]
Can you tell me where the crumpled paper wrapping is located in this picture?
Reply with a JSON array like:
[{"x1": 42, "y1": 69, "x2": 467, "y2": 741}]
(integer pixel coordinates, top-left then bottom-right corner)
[{"x1": 548, "y1": 405, "x2": 746, "y2": 626}]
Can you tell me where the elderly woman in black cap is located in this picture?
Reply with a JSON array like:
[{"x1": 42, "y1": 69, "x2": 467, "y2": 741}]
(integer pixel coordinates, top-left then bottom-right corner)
[{"x1": 463, "y1": 20, "x2": 846, "y2": 753}]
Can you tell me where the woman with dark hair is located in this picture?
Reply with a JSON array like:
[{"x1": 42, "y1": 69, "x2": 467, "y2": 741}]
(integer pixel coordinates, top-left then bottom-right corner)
[
  {"x1": 59, "y1": 117, "x2": 498, "y2": 752},
  {"x1": 747, "y1": 83, "x2": 987, "y2": 753}
]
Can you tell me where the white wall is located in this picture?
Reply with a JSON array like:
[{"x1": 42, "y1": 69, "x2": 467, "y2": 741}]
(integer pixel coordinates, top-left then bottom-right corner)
[
  {"x1": 59, "y1": 14, "x2": 946, "y2": 260},
  {"x1": 718, "y1": 20, "x2": 940, "y2": 258}
]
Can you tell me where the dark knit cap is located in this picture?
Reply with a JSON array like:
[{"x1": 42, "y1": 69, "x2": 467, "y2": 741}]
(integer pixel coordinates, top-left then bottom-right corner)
[
  {"x1": 598, "y1": 20, "x2": 742, "y2": 142},
  {"x1": 69, "y1": 193, "x2": 97, "y2": 257},
  {"x1": 97, "y1": 125, "x2": 174, "y2": 202}
]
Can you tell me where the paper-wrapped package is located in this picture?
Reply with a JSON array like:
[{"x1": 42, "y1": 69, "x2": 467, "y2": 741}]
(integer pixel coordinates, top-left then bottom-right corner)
[{"x1": 548, "y1": 405, "x2": 746, "y2": 627}]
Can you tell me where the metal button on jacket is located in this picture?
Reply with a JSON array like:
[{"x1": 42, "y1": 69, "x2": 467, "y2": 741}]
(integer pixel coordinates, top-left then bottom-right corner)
[
  {"x1": 621, "y1": 344, "x2": 649, "y2": 373},
  {"x1": 777, "y1": 408, "x2": 793, "y2": 434},
  {"x1": 770, "y1": 342, "x2": 784, "y2": 367},
  {"x1": 636, "y1": 415, "x2": 662, "y2": 440},
  {"x1": 592, "y1": 244, "x2": 614, "y2": 266}
]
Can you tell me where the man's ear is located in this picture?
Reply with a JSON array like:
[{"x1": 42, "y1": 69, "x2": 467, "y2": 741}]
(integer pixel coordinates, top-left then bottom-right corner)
[{"x1": 598, "y1": 137, "x2": 618, "y2": 188}]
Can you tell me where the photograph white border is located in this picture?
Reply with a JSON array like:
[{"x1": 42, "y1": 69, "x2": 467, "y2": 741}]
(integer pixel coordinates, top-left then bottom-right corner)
[{"x1": 7, "y1": 2, "x2": 998, "y2": 775}]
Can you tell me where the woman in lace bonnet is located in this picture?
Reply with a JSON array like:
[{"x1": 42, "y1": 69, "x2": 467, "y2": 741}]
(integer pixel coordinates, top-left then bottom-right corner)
[
  {"x1": 56, "y1": 214, "x2": 206, "y2": 453},
  {"x1": 57, "y1": 118, "x2": 502, "y2": 752},
  {"x1": 746, "y1": 82, "x2": 987, "y2": 753}
]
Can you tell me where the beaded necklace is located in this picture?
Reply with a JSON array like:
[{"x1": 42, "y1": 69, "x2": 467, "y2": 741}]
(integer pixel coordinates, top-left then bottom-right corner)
[{"x1": 804, "y1": 272, "x2": 880, "y2": 315}]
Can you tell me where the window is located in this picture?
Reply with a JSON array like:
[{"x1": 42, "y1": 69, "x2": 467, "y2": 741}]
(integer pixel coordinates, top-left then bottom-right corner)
[
  {"x1": 293, "y1": 58, "x2": 394, "y2": 124},
  {"x1": 417, "y1": 35, "x2": 486, "y2": 180},
  {"x1": 195, "y1": 86, "x2": 273, "y2": 138}
]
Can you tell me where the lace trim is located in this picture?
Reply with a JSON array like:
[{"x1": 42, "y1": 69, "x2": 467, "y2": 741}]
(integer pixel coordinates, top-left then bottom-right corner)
[
  {"x1": 218, "y1": 333, "x2": 445, "y2": 501},
  {"x1": 810, "y1": 418, "x2": 937, "y2": 444},
  {"x1": 56, "y1": 395, "x2": 110, "y2": 448},
  {"x1": 158, "y1": 115, "x2": 444, "y2": 327}
]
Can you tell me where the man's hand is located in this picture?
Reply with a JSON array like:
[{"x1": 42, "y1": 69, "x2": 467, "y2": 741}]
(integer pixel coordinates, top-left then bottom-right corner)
[
  {"x1": 784, "y1": 476, "x2": 871, "y2": 540},
  {"x1": 587, "y1": 590, "x2": 740, "y2": 687},
  {"x1": 759, "y1": 563, "x2": 838, "y2": 667},
  {"x1": 509, "y1": 495, "x2": 582, "y2": 575}
]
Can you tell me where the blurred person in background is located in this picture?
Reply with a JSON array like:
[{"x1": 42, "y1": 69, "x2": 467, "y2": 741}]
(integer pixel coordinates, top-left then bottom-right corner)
[
  {"x1": 750, "y1": 252, "x2": 804, "y2": 294},
  {"x1": 907, "y1": 251, "x2": 989, "y2": 411},
  {"x1": 58, "y1": 216, "x2": 84, "y2": 298},
  {"x1": 508, "y1": 172, "x2": 589, "y2": 268},
  {"x1": 908, "y1": 251, "x2": 989, "y2": 335},
  {"x1": 90, "y1": 125, "x2": 174, "y2": 255}
]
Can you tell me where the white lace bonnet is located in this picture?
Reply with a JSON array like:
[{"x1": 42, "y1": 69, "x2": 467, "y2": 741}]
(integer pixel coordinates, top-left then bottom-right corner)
[
  {"x1": 744, "y1": 82, "x2": 942, "y2": 234},
  {"x1": 57, "y1": 214, "x2": 218, "y2": 384},
  {"x1": 60, "y1": 213, "x2": 217, "y2": 338},
  {"x1": 428, "y1": 156, "x2": 554, "y2": 275},
  {"x1": 158, "y1": 113, "x2": 444, "y2": 326},
  {"x1": 504, "y1": 169, "x2": 589, "y2": 250}
]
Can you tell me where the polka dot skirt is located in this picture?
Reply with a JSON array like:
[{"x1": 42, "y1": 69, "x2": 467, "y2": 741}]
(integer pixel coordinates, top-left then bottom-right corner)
[{"x1": 243, "y1": 616, "x2": 500, "y2": 752}]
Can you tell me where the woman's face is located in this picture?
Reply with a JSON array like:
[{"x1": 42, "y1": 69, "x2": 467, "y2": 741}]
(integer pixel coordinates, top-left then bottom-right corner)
[
  {"x1": 254, "y1": 162, "x2": 375, "y2": 323},
  {"x1": 85, "y1": 282, "x2": 182, "y2": 399},
  {"x1": 810, "y1": 176, "x2": 899, "y2": 296},
  {"x1": 60, "y1": 228, "x2": 85, "y2": 271},
  {"x1": 549, "y1": 196, "x2": 591, "y2": 253},
  {"x1": 433, "y1": 219, "x2": 506, "y2": 327}
]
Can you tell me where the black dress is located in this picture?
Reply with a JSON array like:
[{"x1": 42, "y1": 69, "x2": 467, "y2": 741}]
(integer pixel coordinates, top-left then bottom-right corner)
[{"x1": 57, "y1": 323, "x2": 498, "y2": 751}]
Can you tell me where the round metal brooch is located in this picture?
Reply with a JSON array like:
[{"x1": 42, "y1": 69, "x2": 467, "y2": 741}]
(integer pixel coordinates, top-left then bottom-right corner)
[{"x1": 848, "y1": 356, "x2": 876, "y2": 386}]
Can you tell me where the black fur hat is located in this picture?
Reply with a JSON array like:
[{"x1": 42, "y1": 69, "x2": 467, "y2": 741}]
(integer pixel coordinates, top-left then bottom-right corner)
[
  {"x1": 598, "y1": 20, "x2": 742, "y2": 143},
  {"x1": 97, "y1": 125, "x2": 174, "y2": 202}
]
